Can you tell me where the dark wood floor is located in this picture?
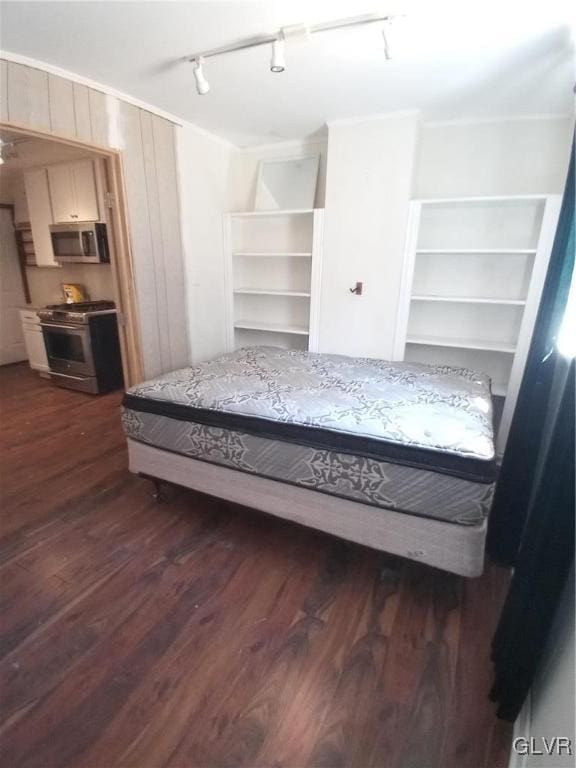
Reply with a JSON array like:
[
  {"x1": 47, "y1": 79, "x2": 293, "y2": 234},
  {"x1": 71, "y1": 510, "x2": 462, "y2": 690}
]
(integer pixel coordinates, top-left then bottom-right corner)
[{"x1": 0, "y1": 363, "x2": 512, "y2": 768}]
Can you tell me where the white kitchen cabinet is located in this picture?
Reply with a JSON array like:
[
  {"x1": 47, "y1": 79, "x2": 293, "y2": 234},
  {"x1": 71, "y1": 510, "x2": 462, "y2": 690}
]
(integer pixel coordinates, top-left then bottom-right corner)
[
  {"x1": 46, "y1": 164, "x2": 73, "y2": 224},
  {"x1": 20, "y1": 309, "x2": 49, "y2": 373},
  {"x1": 23, "y1": 168, "x2": 59, "y2": 268},
  {"x1": 71, "y1": 160, "x2": 100, "y2": 220},
  {"x1": 47, "y1": 159, "x2": 99, "y2": 223}
]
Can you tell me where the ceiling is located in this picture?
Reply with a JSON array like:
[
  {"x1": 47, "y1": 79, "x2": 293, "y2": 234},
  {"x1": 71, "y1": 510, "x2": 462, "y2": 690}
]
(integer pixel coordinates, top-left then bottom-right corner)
[{"x1": 0, "y1": 0, "x2": 574, "y2": 146}]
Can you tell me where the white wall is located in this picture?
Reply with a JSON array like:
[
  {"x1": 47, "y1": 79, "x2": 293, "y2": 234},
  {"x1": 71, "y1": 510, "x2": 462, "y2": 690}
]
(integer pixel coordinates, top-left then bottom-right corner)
[
  {"x1": 319, "y1": 113, "x2": 419, "y2": 358},
  {"x1": 25, "y1": 263, "x2": 114, "y2": 307},
  {"x1": 415, "y1": 117, "x2": 574, "y2": 198},
  {"x1": 177, "y1": 123, "x2": 234, "y2": 363}
]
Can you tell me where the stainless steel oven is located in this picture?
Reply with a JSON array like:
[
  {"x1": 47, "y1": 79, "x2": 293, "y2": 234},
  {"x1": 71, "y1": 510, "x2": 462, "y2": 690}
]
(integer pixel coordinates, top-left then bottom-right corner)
[
  {"x1": 40, "y1": 322, "x2": 95, "y2": 377},
  {"x1": 49, "y1": 222, "x2": 110, "y2": 264},
  {"x1": 38, "y1": 301, "x2": 123, "y2": 394}
]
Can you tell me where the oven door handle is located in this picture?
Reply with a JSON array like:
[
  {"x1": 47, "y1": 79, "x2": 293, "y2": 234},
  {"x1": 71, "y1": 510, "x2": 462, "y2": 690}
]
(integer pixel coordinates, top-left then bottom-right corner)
[{"x1": 40, "y1": 322, "x2": 84, "y2": 332}]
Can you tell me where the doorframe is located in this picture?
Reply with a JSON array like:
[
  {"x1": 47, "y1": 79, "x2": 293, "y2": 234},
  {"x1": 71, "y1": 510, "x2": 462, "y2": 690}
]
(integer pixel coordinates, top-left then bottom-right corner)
[{"x1": 0, "y1": 121, "x2": 144, "y2": 386}]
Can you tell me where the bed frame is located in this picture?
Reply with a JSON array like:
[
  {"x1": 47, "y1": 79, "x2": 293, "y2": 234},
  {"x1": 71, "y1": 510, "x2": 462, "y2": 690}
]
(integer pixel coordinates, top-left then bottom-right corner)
[{"x1": 128, "y1": 439, "x2": 487, "y2": 578}]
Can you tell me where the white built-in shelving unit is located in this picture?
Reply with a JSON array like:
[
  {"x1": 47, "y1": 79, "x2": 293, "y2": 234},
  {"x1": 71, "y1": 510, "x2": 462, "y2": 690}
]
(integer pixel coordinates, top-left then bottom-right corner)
[
  {"x1": 394, "y1": 194, "x2": 561, "y2": 453},
  {"x1": 224, "y1": 209, "x2": 324, "y2": 352}
]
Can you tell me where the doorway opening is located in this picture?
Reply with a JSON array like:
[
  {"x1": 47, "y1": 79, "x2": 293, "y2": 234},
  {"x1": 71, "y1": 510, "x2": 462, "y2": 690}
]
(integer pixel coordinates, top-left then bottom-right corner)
[{"x1": 0, "y1": 123, "x2": 143, "y2": 390}]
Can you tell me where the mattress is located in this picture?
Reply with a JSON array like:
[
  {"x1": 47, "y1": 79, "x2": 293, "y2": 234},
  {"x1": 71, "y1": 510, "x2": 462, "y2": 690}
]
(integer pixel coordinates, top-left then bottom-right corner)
[{"x1": 122, "y1": 347, "x2": 496, "y2": 526}]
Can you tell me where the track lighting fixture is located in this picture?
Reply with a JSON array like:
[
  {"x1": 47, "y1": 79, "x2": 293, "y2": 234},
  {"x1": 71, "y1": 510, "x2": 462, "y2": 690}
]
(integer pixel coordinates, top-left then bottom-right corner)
[
  {"x1": 270, "y1": 36, "x2": 285, "y2": 73},
  {"x1": 185, "y1": 12, "x2": 403, "y2": 94},
  {"x1": 382, "y1": 20, "x2": 393, "y2": 60},
  {"x1": 193, "y1": 57, "x2": 210, "y2": 95}
]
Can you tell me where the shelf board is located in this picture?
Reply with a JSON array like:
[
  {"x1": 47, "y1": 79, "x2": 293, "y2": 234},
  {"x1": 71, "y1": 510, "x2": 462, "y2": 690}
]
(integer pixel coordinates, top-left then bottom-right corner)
[
  {"x1": 230, "y1": 209, "x2": 315, "y2": 218},
  {"x1": 406, "y1": 335, "x2": 517, "y2": 353},
  {"x1": 415, "y1": 195, "x2": 548, "y2": 204},
  {"x1": 411, "y1": 295, "x2": 526, "y2": 306},
  {"x1": 234, "y1": 320, "x2": 309, "y2": 335},
  {"x1": 233, "y1": 252, "x2": 312, "y2": 258},
  {"x1": 415, "y1": 248, "x2": 537, "y2": 255},
  {"x1": 234, "y1": 288, "x2": 311, "y2": 297}
]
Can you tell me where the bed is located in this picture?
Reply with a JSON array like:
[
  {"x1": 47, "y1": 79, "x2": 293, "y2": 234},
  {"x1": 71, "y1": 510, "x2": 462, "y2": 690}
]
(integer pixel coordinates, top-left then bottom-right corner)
[{"x1": 121, "y1": 346, "x2": 497, "y2": 577}]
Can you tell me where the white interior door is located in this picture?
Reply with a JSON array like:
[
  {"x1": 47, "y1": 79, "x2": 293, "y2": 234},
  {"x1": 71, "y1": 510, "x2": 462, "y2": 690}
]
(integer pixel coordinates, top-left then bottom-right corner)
[{"x1": 0, "y1": 209, "x2": 28, "y2": 365}]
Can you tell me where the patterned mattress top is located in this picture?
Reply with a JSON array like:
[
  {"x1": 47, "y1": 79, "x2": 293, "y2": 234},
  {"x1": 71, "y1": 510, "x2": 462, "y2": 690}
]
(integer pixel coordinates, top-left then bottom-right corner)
[{"x1": 124, "y1": 346, "x2": 495, "y2": 477}]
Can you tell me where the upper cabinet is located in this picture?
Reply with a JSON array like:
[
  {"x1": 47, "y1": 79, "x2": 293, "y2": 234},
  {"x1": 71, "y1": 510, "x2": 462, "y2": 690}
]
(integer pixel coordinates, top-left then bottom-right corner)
[
  {"x1": 47, "y1": 159, "x2": 100, "y2": 223},
  {"x1": 23, "y1": 168, "x2": 59, "y2": 268}
]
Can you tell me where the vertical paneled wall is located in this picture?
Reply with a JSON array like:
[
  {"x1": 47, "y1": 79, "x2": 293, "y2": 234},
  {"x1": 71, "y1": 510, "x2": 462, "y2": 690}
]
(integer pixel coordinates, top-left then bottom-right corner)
[{"x1": 0, "y1": 57, "x2": 189, "y2": 379}]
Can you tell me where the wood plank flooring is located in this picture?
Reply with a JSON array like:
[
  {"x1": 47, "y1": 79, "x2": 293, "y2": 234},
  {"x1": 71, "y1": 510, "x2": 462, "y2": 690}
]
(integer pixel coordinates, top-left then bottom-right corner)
[{"x1": 0, "y1": 363, "x2": 512, "y2": 768}]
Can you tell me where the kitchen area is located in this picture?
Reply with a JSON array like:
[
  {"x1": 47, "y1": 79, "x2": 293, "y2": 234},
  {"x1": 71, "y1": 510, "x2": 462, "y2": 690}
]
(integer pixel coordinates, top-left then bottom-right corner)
[{"x1": 0, "y1": 130, "x2": 123, "y2": 394}]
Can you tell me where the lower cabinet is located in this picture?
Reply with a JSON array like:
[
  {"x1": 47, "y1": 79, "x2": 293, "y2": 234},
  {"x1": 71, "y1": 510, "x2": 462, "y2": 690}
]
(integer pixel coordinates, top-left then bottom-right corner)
[{"x1": 20, "y1": 310, "x2": 49, "y2": 373}]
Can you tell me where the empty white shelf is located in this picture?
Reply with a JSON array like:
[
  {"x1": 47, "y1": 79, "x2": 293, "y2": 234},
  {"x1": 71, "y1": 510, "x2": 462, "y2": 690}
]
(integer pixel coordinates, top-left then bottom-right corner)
[
  {"x1": 234, "y1": 288, "x2": 311, "y2": 297},
  {"x1": 234, "y1": 320, "x2": 310, "y2": 335},
  {"x1": 411, "y1": 295, "x2": 526, "y2": 306},
  {"x1": 406, "y1": 335, "x2": 517, "y2": 353},
  {"x1": 233, "y1": 252, "x2": 312, "y2": 258},
  {"x1": 416, "y1": 195, "x2": 548, "y2": 204},
  {"x1": 230, "y1": 209, "x2": 315, "y2": 218},
  {"x1": 416, "y1": 248, "x2": 537, "y2": 255}
]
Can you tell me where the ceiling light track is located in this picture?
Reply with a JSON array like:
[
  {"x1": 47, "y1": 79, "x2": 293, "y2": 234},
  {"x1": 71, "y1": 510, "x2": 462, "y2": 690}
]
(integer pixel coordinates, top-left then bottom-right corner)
[{"x1": 185, "y1": 12, "x2": 401, "y2": 94}]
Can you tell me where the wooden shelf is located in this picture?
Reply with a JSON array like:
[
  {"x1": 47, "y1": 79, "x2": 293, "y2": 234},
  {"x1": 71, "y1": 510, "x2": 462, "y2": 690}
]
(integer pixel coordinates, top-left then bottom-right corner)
[
  {"x1": 406, "y1": 335, "x2": 517, "y2": 353},
  {"x1": 411, "y1": 295, "x2": 526, "y2": 306},
  {"x1": 234, "y1": 288, "x2": 311, "y2": 297},
  {"x1": 234, "y1": 320, "x2": 310, "y2": 335},
  {"x1": 230, "y1": 209, "x2": 315, "y2": 218},
  {"x1": 233, "y1": 252, "x2": 312, "y2": 258},
  {"x1": 416, "y1": 248, "x2": 537, "y2": 255}
]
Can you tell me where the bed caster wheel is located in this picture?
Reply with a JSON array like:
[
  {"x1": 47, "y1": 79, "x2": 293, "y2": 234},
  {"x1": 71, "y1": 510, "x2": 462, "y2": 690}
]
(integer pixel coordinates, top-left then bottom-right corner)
[{"x1": 151, "y1": 479, "x2": 167, "y2": 504}]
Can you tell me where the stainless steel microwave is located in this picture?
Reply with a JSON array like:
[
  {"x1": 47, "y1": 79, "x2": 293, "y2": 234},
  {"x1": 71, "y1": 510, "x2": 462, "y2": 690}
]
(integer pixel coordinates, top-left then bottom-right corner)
[{"x1": 50, "y1": 222, "x2": 110, "y2": 264}]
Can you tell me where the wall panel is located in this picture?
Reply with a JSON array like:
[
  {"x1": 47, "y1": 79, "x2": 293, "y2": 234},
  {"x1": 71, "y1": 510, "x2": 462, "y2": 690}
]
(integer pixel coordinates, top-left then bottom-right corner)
[
  {"x1": 139, "y1": 109, "x2": 171, "y2": 373},
  {"x1": 87, "y1": 88, "x2": 108, "y2": 147},
  {"x1": 1, "y1": 56, "x2": 189, "y2": 380},
  {"x1": 72, "y1": 83, "x2": 92, "y2": 143},
  {"x1": 47, "y1": 74, "x2": 75, "y2": 137},
  {"x1": 151, "y1": 115, "x2": 189, "y2": 369},
  {"x1": 7, "y1": 62, "x2": 50, "y2": 130}
]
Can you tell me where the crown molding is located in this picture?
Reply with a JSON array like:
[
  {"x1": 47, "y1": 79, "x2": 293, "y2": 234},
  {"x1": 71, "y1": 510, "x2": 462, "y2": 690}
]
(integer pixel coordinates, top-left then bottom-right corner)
[{"x1": 238, "y1": 135, "x2": 328, "y2": 154}]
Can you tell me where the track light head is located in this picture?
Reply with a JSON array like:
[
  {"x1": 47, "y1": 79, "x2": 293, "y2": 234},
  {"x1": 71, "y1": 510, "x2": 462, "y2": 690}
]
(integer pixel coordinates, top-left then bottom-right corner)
[
  {"x1": 193, "y1": 57, "x2": 210, "y2": 95},
  {"x1": 270, "y1": 37, "x2": 285, "y2": 73}
]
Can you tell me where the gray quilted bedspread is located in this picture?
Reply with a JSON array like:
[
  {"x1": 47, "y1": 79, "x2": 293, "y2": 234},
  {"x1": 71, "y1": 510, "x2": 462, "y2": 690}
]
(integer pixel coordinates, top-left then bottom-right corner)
[{"x1": 125, "y1": 346, "x2": 495, "y2": 463}]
